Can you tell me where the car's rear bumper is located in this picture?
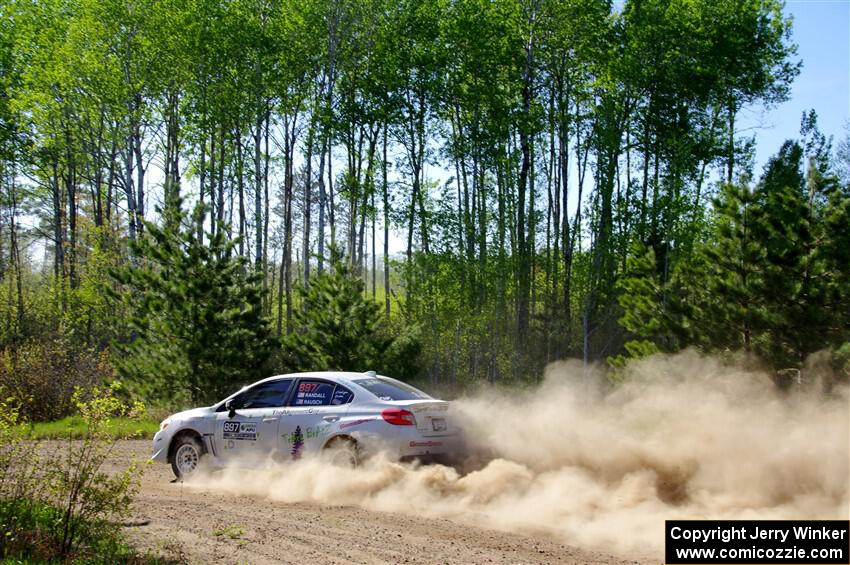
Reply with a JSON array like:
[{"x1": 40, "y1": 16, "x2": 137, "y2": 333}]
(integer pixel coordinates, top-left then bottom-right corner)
[
  {"x1": 343, "y1": 425, "x2": 463, "y2": 461},
  {"x1": 395, "y1": 430, "x2": 464, "y2": 459},
  {"x1": 399, "y1": 452, "x2": 459, "y2": 465}
]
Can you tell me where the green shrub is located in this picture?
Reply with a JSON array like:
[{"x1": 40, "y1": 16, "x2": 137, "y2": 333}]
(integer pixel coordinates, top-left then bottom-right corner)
[
  {"x1": 0, "y1": 384, "x2": 150, "y2": 563},
  {"x1": 0, "y1": 340, "x2": 113, "y2": 422}
]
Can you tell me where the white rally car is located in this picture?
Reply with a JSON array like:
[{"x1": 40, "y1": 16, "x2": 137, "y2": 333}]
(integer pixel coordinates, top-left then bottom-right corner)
[{"x1": 151, "y1": 371, "x2": 461, "y2": 478}]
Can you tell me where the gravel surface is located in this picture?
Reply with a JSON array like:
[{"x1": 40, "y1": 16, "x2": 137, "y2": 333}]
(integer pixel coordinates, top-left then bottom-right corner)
[{"x1": 102, "y1": 441, "x2": 653, "y2": 565}]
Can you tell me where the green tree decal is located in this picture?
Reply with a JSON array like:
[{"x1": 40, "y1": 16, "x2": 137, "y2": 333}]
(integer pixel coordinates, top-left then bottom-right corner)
[{"x1": 290, "y1": 425, "x2": 304, "y2": 460}]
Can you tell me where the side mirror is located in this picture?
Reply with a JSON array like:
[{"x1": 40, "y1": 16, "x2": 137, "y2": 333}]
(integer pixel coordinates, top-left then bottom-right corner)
[{"x1": 225, "y1": 399, "x2": 238, "y2": 418}]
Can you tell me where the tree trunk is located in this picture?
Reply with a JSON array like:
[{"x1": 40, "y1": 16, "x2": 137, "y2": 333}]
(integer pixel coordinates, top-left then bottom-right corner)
[
  {"x1": 303, "y1": 124, "x2": 315, "y2": 284},
  {"x1": 382, "y1": 123, "x2": 390, "y2": 319},
  {"x1": 235, "y1": 121, "x2": 246, "y2": 256},
  {"x1": 64, "y1": 123, "x2": 77, "y2": 290},
  {"x1": 133, "y1": 98, "x2": 145, "y2": 235},
  {"x1": 254, "y1": 104, "x2": 264, "y2": 269}
]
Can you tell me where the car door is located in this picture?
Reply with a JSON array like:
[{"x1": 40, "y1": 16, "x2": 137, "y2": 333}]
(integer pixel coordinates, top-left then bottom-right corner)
[
  {"x1": 279, "y1": 379, "x2": 354, "y2": 459},
  {"x1": 213, "y1": 379, "x2": 294, "y2": 464}
]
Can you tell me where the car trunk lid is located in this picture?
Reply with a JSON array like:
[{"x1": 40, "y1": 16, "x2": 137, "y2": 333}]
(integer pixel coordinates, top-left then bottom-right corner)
[{"x1": 391, "y1": 400, "x2": 453, "y2": 436}]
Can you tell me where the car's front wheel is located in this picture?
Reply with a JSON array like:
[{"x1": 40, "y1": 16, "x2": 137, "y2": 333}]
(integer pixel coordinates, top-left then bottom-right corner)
[{"x1": 171, "y1": 435, "x2": 204, "y2": 479}]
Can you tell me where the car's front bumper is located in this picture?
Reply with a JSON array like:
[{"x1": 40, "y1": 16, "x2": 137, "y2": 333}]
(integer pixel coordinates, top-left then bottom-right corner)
[{"x1": 151, "y1": 430, "x2": 169, "y2": 463}]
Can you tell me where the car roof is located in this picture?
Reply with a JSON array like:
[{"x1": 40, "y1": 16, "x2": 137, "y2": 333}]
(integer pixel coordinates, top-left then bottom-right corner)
[{"x1": 255, "y1": 371, "x2": 378, "y2": 388}]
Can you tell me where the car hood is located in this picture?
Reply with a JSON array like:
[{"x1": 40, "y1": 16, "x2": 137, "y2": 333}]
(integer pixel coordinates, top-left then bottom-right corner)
[{"x1": 169, "y1": 406, "x2": 214, "y2": 421}]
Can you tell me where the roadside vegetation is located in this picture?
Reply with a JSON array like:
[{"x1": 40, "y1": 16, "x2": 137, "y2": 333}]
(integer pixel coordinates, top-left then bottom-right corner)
[
  {"x1": 0, "y1": 386, "x2": 176, "y2": 564},
  {"x1": 22, "y1": 415, "x2": 160, "y2": 441}
]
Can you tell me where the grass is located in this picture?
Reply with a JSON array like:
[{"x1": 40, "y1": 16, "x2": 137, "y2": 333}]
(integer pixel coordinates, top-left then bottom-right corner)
[
  {"x1": 1, "y1": 498, "x2": 183, "y2": 564},
  {"x1": 22, "y1": 416, "x2": 160, "y2": 440},
  {"x1": 212, "y1": 525, "x2": 245, "y2": 540}
]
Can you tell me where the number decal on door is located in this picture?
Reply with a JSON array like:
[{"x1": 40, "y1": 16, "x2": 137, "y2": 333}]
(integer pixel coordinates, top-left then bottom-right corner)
[{"x1": 223, "y1": 421, "x2": 257, "y2": 440}]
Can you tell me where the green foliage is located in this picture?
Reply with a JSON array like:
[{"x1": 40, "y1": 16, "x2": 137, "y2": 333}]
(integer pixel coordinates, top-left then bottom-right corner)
[
  {"x1": 23, "y1": 415, "x2": 159, "y2": 440},
  {"x1": 608, "y1": 340, "x2": 661, "y2": 377},
  {"x1": 699, "y1": 180, "x2": 769, "y2": 353},
  {"x1": 0, "y1": 498, "x2": 168, "y2": 564},
  {"x1": 833, "y1": 343, "x2": 850, "y2": 382},
  {"x1": 212, "y1": 524, "x2": 245, "y2": 540},
  {"x1": 617, "y1": 128, "x2": 850, "y2": 372},
  {"x1": 111, "y1": 198, "x2": 277, "y2": 405},
  {"x1": 0, "y1": 0, "x2": 821, "y2": 389},
  {"x1": 697, "y1": 136, "x2": 850, "y2": 367},
  {"x1": 283, "y1": 246, "x2": 419, "y2": 376},
  {"x1": 611, "y1": 243, "x2": 670, "y2": 366},
  {"x1": 381, "y1": 320, "x2": 424, "y2": 382},
  {"x1": 0, "y1": 385, "x2": 148, "y2": 563},
  {"x1": 617, "y1": 244, "x2": 664, "y2": 338},
  {"x1": 0, "y1": 340, "x2": 113, "y2": 422}
]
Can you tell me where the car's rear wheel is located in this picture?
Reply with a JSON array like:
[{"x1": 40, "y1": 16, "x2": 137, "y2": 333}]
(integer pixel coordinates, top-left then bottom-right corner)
[
  {"x1": 324, "y1": 436, "x2": 359, "y2": 467},
  {"x1": 171, "y1": 435, "x2": 204, "y2": 479}
]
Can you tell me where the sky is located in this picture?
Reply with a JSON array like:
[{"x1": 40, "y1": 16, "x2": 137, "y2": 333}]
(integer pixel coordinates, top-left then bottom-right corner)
[{"x1": 746, "y1": 0, "x2": 850, "y2": 172}]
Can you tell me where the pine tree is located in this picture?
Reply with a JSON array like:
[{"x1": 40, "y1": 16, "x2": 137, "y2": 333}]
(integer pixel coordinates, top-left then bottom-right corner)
[
  {"x1": 820, "y1": 187, "x2": 850, "y2": 350},
  {"x1": 755, "y1": 137, "x2": 850, "y2": 367},
  {"x1": 611, "y1": 242, "x2": 664, "y2": 367},
  {"x1": 698, "y1": 181, "x2": 769, "y2": 354},
  {"x1": 110, "y1": 196, "x2": 277, "y2": 405},
  {"x1": 282, "y1": 245, "x2": 395, "y2": 373},
  {"x1": 754, "y1": 141, "x2": 811, "y2": 365},
  {"x1": 674, "y1": 136, "x2": 850, "y2": 370}
]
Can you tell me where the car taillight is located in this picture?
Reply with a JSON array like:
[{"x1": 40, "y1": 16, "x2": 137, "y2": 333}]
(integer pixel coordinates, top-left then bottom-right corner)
[{"x1": 381, "y1": 408, "x2": 416, "y2": 426}]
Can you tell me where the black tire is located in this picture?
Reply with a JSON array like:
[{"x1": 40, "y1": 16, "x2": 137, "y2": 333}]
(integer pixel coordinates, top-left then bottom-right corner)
[
  {"x1": 170, "y1": 435, "x2": 204, "y2": 479},
  {"x1": 324, "y1": 436, "x2": 359, "y2": 468}
]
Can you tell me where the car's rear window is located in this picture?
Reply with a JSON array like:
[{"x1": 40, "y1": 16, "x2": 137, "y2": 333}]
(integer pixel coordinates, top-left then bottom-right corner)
[
  {"x1": 352, "y1": 377, "x2": 432, "y2": 401},
  {"x1": 332, "y1": 386, "x2": 354, "y2": 405}
]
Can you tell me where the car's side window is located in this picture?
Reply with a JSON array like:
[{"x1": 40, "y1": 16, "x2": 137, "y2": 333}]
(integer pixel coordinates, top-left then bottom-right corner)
[
  {"x1": 232, "y1": 379, "x2": 293, "y2": 409},
  {"x1": 331, "y1": 385, "x2": 354, "y2": 405},
  {"x1": 290, "y1": 380, "x2": 335, "y2": 406}
]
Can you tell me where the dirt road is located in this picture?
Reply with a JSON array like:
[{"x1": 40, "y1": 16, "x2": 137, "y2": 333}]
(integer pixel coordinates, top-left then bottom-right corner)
[{"x1": 108, "y1": 441, "x2": 647, "y2": 565}]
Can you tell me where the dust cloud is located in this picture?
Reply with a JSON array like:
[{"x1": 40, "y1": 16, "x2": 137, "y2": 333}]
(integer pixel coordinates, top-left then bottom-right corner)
[{"x1": 187, "y1": 350, "x2": 849, "y2": 555}]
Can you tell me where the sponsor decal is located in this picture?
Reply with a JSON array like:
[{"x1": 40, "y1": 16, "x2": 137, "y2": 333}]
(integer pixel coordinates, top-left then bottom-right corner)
[
  {"x1": 409, "y1": 440, "x2": 443, "y2": 448},
  {"x1": 282, "y1": 424, "x2": 330, "y2": 444},
  {"x1": 223, "y1": 421, "x2": 258, "y2": 441},
  {"x1": 332, "y1": 388, "x2": 352, "y2": 404},
  {"x1": 339, "y1": 418, "x2": 375, "y2": 430},
  {"x1": 294, "y1": 398, "x2": 326, "y2": 406},
  {"x1": 290, "y1": 426, "x2": 304, "y2": 459},
  {"x1": 272, "y1": 409, "x2": 291, "y2": 416}
]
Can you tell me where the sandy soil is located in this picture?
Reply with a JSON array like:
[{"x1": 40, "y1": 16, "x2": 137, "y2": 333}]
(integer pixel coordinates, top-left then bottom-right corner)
[{"x1": 103, "y1": 441, "x2": 649, "y2": 565}]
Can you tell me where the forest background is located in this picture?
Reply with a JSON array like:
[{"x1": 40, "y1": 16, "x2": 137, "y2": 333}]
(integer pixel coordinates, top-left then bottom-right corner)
[{"x1": 1, "y1": 0, "x2": 849, "y2": 419}]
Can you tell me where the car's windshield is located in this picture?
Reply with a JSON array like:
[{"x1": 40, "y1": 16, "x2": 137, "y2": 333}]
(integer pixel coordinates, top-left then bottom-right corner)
[{"x1": 352, "y1": 376, "x2": 432, "y2": 401}]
